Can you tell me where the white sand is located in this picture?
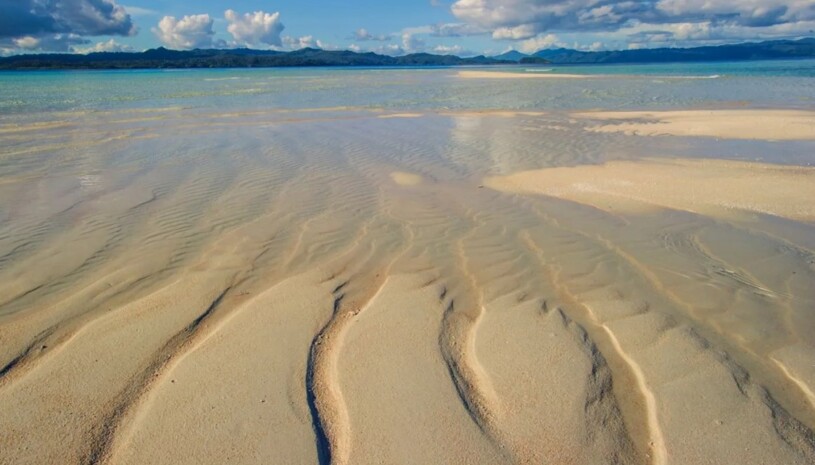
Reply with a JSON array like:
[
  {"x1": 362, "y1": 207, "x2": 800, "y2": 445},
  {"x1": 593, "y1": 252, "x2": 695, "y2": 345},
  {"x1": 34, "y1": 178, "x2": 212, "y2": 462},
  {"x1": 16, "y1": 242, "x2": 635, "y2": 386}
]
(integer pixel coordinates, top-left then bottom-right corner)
[
  {"x1": 457, "y1": 70, "x2": 590, "y2": 79},
  {"x1": 390, "y1": 171, "x2": 423, "y2": 186},
  {"x1": 2, "y1": 106, "x2": 815, "y2": 465},
  {"x1": 484, "y1": 157, "x2": 815, "y2": 221},
  {"x1": 573, "y1": 109, "x2": 815, "y2": 140}
]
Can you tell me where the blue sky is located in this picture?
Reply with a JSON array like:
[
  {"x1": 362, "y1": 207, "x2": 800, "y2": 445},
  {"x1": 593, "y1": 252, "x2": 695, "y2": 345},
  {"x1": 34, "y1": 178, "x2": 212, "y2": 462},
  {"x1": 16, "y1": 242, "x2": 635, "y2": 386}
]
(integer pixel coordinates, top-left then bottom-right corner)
[{"x1": 1, "y1": 0, "x2": 814, "y2": 56}]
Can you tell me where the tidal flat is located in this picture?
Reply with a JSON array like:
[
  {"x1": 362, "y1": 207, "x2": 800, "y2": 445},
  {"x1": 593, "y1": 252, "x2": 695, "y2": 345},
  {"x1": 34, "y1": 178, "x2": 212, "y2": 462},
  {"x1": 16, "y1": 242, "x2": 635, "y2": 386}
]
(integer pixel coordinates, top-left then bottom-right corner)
[{"x1": 1, "y1": 63, "x2": 815, "y2": 464}]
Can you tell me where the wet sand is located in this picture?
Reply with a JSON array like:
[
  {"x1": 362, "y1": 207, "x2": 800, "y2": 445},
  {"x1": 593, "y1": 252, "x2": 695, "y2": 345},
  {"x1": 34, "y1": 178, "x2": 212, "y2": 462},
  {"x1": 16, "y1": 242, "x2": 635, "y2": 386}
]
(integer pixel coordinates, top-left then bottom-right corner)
[
  {"x1": 574, "y1": 110, "x2": 815, "y2": 140},
  {"x1": 1, "y1": 103, "x2": 814, "y2": 465},
  {"x1": 457, "y1": 70, "x2": 590, "y2": 79},
  {"x1": 484, "y1": 157, "x2": 815, "y2": 221}
]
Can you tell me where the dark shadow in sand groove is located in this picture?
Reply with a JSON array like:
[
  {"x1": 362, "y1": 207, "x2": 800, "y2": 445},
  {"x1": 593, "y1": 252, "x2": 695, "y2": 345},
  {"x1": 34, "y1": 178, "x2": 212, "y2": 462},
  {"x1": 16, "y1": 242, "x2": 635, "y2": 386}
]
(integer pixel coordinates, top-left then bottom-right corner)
[
  {"x1": 306, "y1": 344, "x2": 333, "y2": 465},
  {"x1": 305, "y1": 292, "x2": 345, "y2": 465},
  {"x1": 81, "y1": 286, "x2": 232, "y2": 465}
]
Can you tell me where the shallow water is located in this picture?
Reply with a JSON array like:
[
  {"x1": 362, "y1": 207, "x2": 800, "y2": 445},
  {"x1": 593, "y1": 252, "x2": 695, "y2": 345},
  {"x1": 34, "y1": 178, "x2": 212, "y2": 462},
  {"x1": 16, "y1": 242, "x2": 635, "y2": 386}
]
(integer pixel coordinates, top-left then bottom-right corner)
[{"x1": 1, "y1": 64, "x2": 814, "y2": 464}]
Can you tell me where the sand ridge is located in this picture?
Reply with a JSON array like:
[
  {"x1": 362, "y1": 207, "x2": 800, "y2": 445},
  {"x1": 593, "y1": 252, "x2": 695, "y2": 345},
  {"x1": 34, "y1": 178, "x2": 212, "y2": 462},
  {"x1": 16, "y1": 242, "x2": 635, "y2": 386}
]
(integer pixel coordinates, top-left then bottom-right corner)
[{"x1": 1, "y1": 103, "x2": 815, "y2": 465}]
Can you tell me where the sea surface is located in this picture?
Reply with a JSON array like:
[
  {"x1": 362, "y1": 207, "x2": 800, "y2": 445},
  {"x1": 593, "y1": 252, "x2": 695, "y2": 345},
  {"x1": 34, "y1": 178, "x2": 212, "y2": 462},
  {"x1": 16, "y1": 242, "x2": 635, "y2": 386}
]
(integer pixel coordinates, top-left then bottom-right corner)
[
  {"x1": 1, "y1": 60, "x2": 814, "y2": 464},
  {"x1": 1, "y1": 59, "x2": 815, "y2": 116}
]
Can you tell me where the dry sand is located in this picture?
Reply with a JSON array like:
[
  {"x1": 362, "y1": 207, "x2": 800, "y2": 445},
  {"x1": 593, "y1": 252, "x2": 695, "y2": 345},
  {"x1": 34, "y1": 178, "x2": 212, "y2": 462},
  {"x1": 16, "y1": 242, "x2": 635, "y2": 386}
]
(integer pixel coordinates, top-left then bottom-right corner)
[
  {"x1": 484, "y1": 157, "x2": 815, "y2": 221},
  {"x1": 377, "y1": 113, "x2": 424, "y2": 119},
  {"x1": 457, "y1": 70, "x2": 590, "y2": 79},
  {"x1": 389, "y1": 171, "x2": 423, "y2": 185},
  {"x1": 1, "y1": 106, "x2": 814, "y2": 465},
  {"x1": 573, "y1": 109, "x2": 815, "y2": 140}
]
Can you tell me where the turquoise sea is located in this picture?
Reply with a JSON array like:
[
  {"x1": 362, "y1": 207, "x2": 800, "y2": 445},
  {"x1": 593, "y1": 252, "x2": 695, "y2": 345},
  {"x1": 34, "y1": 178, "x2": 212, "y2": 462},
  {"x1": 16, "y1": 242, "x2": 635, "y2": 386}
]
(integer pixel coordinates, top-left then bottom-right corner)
[{"x1": 1, "y1": 59, "x2": 814, "y2": 116}]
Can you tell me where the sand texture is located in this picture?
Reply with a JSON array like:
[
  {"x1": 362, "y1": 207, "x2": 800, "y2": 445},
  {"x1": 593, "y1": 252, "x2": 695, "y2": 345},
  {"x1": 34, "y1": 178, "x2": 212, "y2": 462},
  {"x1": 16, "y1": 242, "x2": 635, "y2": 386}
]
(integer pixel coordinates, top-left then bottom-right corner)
[
  {"x1": 484, "y1": 157, "x2": 815, "y2": 221},
  {"x1": 574, "y1": 110, "x2": 815, "y2": 140},
  {"x1": 1, "y1": 103, "x2": 815, "y2": 465}
]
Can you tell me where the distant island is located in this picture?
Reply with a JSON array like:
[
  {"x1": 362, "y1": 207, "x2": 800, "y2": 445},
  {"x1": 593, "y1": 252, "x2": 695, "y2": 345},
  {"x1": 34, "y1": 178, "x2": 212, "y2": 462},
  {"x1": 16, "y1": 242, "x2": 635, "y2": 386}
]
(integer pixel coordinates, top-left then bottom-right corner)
[
  {"x1": 0, "y1": 47, "x2": 512, "y2": 70},
  {"x1": 0, "y1": 38, "x2": 813, "y2": 70},
  {"x1": 502, "y1": 37, "x2": 815, "y2": 64}
]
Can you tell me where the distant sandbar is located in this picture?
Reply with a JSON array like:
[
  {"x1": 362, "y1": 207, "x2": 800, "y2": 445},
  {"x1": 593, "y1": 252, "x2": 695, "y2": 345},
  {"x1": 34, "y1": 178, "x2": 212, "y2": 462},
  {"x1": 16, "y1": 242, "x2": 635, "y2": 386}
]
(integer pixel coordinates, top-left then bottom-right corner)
[{"x1": 457, "y1": 70, "x2": 589, "y2": 79}]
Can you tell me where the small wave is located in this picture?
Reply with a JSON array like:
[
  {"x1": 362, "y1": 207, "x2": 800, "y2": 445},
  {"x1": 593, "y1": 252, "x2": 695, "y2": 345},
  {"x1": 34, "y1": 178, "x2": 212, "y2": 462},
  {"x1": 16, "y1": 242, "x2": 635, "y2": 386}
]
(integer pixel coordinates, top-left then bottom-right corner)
[
  {"x1": 524, "y1": 69, "x2": 553, "y2": 73},
  {"x1": 204, "y1": 77, "x2": 243, "y2": 81},
  {"x1": 660, "y1": 74, "x2": 722, "y2": 80}
]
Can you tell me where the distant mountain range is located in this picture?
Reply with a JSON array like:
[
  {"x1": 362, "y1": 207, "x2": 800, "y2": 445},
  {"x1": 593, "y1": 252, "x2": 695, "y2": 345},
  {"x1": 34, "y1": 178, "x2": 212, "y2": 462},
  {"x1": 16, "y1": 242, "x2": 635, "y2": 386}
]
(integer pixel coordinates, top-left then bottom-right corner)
[
  {"x1": 492, "y1": 50, "x2": 529, "y2": 62},
  {"x1": 0, "y1": 47, "x2": 508, "y2": 70},
  {"x1": 494, "y1": 38, "x2": 815, "y2": 64},
  {"x1": 0, "y1": 38, "x2": 813, "y2": 70}
]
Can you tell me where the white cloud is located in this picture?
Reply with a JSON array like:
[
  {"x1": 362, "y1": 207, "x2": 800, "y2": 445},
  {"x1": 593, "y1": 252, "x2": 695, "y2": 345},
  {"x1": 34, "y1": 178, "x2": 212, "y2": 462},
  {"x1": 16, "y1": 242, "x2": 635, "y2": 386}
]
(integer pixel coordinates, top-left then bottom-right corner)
[
  {"x1": 431, "y1": 44, "x2": 476, "y2": 56},
  {"x1": 354, "y1": 28, "x2": 391, "y2": 41},
  {"x1": 225, "y1": 10, "x2": 285, "y2": 47},
  {"x1": 401, "y1": 33, "x2": 427, "y2": 53},
  {"x1": 617, "y1": 18, "x2": 815, "y2": 48},
  {"x1": 430, "y1": 22, "x2": 487, "y2": 37},
  {"x1": 11, "y1": 33, "x2": 89, "y2": 52},
  {"x1": 152, "y1": 14, "x2": 214, "y2": 50},
  {"x1": 281, "y1": 35, "x2": 340, "y2": 51},
  {"x1": 283, "y1": 35, "x2": 317, "y2": 49},
  {"x1": 369, "y1": 43, "x2": 406, "y2": 55},
  {"x1": 74, "y1": 38, "x2": 134, "y2": 53},
  {"x1": 516, "y1": 33, "x2": 564, "y2": 53},
  {"x1": 451, "y1": 0, "x2": 815, "y2": 45},
  {"x1": 492, "y1": 24, "x2": 538, "y2": 40},
  {"x1": 13, "y1": 36, "x2": 41, "y2": 50}
]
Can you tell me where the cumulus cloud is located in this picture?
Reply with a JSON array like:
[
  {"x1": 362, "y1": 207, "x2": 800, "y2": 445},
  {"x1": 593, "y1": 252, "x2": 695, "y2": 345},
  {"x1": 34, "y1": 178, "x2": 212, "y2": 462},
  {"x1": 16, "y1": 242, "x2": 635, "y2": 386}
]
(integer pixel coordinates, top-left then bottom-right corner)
[
  {"x1": 431, "y1": 44, "x2": 477, "y2": 56},
  {"x1": 451, "y1": 0, "x2": 815, "y2": 41},
  {"x1": 0, "y1": 0, "x2": 136, "y2": 38},
  {"x1": 353, "y1": 28, "x2": 391, "y2": 41},
  {"x1": 622, "y1": 18, "x2": 815, "y2": 47},
  {"x1": 283, "y1": 35, "x2": 317, "y2": 50},
  {"x1": 74, "y1": 38, "x2": 134, "y2": 53},
  {"x1": 429, "y1": 22, "x2": 487, "y2": 37},
  {"x1": 225, "y1": 10, "x2": 285, "y2": 47},
  {"x1": 516, "y1": 33, "x2": 564, "y2": 53},
  {"x1": 10, "y1": 33, "x2": 89, "y2": 52},
  {"x1": 152, "y1": 14, "x2": 214, "y2": 49},
  {"x1": 492, "y1": 24, "x2": 538, "y2": 40},
  {"x1": 361, "y1": 43, "x2": 406, "y2": 55},
  {"x1": 281, "y1": 35, "x2": 340, "y2": 51},
  {"x1": 402, "y1": 32, "x2": 426, "y2": 53}
]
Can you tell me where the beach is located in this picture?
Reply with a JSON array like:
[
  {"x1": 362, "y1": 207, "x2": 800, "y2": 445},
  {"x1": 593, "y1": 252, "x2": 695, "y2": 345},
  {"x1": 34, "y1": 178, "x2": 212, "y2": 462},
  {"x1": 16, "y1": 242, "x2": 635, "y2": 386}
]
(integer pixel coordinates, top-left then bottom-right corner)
[{"x1": 1, "y1": 65, "x2": 815, "y2": 464}]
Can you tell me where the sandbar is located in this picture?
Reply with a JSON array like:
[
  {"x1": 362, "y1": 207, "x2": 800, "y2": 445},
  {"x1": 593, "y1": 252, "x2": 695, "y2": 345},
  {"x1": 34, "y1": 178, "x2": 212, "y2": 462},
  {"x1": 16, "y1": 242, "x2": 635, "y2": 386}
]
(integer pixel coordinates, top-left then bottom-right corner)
[
  {"x1": 573, "y1": 109, "x2": 815, "y2": 140},
  {"x1": 457, "y1": 70, "x2": 589, "y2": 79},
  {"x1": 390, "y1": 171, "x2": 423, "y2": 186},
  {"x1": 484, "y1": 157, "x2": 815, "y2": 221}
]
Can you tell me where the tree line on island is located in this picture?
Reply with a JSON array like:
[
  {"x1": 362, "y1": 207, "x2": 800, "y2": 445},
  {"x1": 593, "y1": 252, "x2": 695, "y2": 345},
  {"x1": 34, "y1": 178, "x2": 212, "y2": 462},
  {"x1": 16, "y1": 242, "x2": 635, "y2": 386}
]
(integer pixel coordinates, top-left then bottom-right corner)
[{"x1": 0, "y1": 38, "x2": 813, "y2": 70}]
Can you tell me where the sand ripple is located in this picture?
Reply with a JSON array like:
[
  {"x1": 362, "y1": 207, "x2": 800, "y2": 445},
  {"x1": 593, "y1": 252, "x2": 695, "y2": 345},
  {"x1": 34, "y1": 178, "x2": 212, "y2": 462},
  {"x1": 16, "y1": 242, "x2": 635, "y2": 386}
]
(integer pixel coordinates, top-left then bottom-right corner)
[{"x1": 0, "y1": 106, "x2": 814, "y2": 465}]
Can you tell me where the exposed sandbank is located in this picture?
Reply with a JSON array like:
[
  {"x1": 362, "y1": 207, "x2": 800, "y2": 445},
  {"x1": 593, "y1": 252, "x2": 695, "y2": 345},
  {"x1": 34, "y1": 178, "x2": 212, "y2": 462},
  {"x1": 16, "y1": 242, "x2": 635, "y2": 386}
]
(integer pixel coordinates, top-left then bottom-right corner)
[
  {"x1": 573, "y1": 110, "x2": 815, "y2": 140},
  {"x1": 485, "y1": 157, "x2": 815, "y2": 221},
  {"x1": 2, "y1": 104, "x2": 815, "y2": 465},
  {"x1": 457, "y1": 70, "x2": 590, "y2": 79},
  {"x1": 390, "y1": 171, "x2": 423, "y2": 185}
]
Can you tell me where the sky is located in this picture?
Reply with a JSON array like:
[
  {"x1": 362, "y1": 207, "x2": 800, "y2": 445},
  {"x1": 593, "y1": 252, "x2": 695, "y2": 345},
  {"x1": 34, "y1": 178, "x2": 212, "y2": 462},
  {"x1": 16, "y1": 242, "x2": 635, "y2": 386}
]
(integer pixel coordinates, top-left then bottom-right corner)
[{"x1": 1, "y1": 0, "x2": 814, "y2": 56}]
